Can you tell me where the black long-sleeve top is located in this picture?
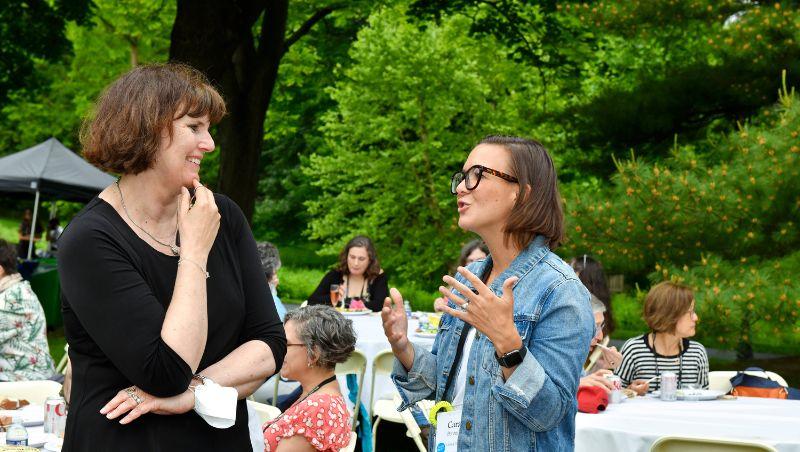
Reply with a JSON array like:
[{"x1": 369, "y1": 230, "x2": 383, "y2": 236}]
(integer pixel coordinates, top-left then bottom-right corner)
[
  {"x1": 307, "y1": 269, "x2": 389, "y2": 312},
  {"x1": 58, "y1": 194, "x2": 286, "y2": 452}
]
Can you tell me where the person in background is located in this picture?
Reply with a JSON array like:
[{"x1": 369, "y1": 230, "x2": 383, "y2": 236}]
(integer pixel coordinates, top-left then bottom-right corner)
[
  {"x1": 457, "y1": 239, "x2": 489, "y2": 267},
  {"x1": 263, "y1": 305, "x2": 355, "y2": 452},
  {"x1": 58, "y1": 63, "x2": 286, "y2": 451},
  {"x1": 17, "y1": 209, "x2": 43, "y2": 259},
  {"x1": 571, "y1": 254, "x2": 620, "y2": 372},
  {"x1": 258, "y1": 242, "x2": 286, "y2": 321},
  {"x1": 47, "y1": 217, "x2": 64, "y2": 256},
  {"x1": 383, "y1": 135, "x2": 594, "y2": 451},
  {"x1": 0, "y1": 239, "x2": 57, "y2": 381},
  {"x1": 614, "y1": 281, "x2": 709, "y2": 395},
  {"x1": 579, "y1": 295, "x2": 648, "y2": 395},
  {"x1": 307, "y1": 235, "x2": 388, "y2": 312}
]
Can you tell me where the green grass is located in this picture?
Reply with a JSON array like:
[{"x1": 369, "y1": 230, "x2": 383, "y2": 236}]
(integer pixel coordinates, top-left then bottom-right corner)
[{"x1": 0, "y1": 216, "x2": 48, "y2": 254}]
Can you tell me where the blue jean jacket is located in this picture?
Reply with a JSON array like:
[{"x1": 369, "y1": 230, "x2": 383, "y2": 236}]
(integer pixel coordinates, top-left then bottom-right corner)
[{"x1": 392, "y1": 236, "x2": 594, "y2": 451}]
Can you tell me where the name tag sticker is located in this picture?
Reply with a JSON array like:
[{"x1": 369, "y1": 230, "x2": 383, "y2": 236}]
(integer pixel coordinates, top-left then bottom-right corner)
[{"x1": 434, "y1": 409, "x2": 462, "y2": 452}]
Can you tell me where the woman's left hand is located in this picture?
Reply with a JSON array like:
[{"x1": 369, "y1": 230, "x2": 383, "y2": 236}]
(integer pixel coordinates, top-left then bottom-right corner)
[
  {"x1": 100, "y1": 386, "x2": 195, "y2": 425},
  {"x1": 438, "y1": 267, "x2": 522, "y2": 355}
]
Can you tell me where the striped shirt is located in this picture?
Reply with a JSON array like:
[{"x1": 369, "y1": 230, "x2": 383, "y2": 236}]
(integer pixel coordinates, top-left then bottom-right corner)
[{"x1": 614, "y1": 334, "x2": 709, "y2": 392}]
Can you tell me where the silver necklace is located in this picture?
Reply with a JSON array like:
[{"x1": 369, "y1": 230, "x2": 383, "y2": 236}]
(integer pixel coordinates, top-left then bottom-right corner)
[{"x1": 115, "y1": 179, "x2": 180, "y2": 256}]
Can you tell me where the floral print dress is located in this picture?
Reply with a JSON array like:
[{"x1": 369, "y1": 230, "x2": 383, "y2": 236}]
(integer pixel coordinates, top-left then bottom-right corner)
[
  {"x1": 0, "y1": 274, "x2": 56, "y2": 381},
  {"x1": 263, "y1": 393, "x2": 351, "y2": 452}
]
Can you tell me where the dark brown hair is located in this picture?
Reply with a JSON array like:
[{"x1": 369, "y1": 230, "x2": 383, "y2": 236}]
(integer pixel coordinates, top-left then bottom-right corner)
[
  {"x1": 81, "y1": 63, "x2": 226, "y2": 174},
  {"x1": 478, "y1": 135, "x2": 565, "y2": 250},
  {"x1": 458, "y1": 239, "x2": 489, "y2": 268},
  {"x1": 571, "y1": 254, "x2": 614, "y2": 334},
  {"x1": 337, "y1": 235, "x2": 382, "y2": 280},
  {"x1": 644, "y1": 281, "x2": 695, "y2": 334},
  {"x1": 0, "y1": 239, "x2": 19, "y2": 275}
]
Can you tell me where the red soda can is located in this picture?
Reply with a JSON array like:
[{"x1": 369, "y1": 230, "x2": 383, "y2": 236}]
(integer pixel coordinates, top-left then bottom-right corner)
[{"x1": 44, "y1": 395, "x2": 67, "y2": 436}]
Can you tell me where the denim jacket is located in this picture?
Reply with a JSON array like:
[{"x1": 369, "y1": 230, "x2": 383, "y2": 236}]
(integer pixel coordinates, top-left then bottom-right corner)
[{"x1": 392, "y1": 236, "x2": 594, "y2": 451}]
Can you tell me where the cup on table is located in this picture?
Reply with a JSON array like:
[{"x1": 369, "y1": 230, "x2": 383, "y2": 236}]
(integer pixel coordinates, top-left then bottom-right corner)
[{"x1": 330, "y1": 284, "x2": 341, "y2": 308}]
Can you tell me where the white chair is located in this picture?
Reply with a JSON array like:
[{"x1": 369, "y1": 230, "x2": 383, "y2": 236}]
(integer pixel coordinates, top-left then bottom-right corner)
[
  {"x1": 341, "y1": 431, "x2": 358, "y2": 452},
  {"x1": 370, "y1": 349, "x2": 405, "y2": 450},
  {"x1": 336, "y1": 349, "x2": 367, "y2": 432},
  {"x1": 650, "y1": 435, "x2": 777, "y2": 451},
  {"x1": 55, "y1": 344, "x2": 69, "y2": 374},
  {"x1": 708, "y1": 370, "x2": 789, "y2": 393},
  {"x1": 246, "y1": 399, "x2": 281, "y2": 424},
  {"x1": 300, "y1": 300, "x2": 308, "y2": 307},
  {"x1": 0, "y1": 380, "x2": 62, "y2": 405},
  {"x1": 395, "y1": 394, "x2": 433, "y2": 452}
]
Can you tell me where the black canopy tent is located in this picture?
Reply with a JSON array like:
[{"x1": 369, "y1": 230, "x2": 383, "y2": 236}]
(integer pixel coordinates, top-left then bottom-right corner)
[{"x1": 0, "y1": 137, "x2": 115, "y2": 259}]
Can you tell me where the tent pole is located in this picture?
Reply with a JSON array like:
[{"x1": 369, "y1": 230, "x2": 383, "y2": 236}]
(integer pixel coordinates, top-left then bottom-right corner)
[{"x1": 27, "y1": 190, "x2": 40, "y2": 260}]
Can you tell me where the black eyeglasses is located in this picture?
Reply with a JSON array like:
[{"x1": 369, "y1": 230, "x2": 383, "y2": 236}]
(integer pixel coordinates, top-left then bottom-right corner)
[{"x1": 450, "y1": 165, "x2": 519, "y2": 195}]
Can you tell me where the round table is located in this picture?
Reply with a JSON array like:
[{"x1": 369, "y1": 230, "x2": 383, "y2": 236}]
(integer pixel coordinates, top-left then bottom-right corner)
[{"x1": 575, "y1": 395, "x2": 800, "y2": 452}]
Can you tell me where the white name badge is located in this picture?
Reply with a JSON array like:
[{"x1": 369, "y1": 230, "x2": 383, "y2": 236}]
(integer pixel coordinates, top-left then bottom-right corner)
[{"x1": 434, "y1": 409, "x2": 462, "y2": 452}]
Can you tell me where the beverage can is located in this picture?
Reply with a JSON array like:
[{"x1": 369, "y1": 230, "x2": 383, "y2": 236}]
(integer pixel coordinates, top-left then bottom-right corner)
[
  {"x1": 660, "y1": 371, "x2": 678, "y2": 401},
  {"x1": 605, "y1": 374, "x2": 623, "y2": 403},
  {"x1": 44, "y1": 395, "x2": 67, "y2": 437}
]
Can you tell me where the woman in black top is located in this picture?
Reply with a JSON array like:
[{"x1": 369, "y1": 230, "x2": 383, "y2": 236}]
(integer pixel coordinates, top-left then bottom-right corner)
[
  {"x1": 57, "y1": 64, "x2": 286, "y2": 451},
  {"x1": 307, "y1": 235, "x2": 388, "y2": 312}
]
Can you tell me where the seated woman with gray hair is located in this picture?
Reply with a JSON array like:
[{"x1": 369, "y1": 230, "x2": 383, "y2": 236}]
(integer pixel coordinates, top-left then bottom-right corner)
[
  {"x1": 257, "y1": 242, "x2": 286, "y2": 321},
  {"x1": 263, "y1": 305, "x2": 356, "y2": 451}
]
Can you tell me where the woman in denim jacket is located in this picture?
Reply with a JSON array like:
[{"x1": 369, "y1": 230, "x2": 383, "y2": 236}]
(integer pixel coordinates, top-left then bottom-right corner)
[{"x1": 382, "y1": 136, "x2": 594, "y2": 451}]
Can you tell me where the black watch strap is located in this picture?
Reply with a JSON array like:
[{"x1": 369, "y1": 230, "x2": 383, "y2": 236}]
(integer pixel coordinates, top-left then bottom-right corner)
[{"x1": 496, "y1": 345, "x2": 527, "y2": 368}]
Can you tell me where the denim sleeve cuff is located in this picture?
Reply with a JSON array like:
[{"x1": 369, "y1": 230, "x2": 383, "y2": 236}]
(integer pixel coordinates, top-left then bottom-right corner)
[
  {"x1": 492, "y1": 349, "x2": 546, "y2": 408},
  {"x1": 391, "y1": 342, "x2": 437, "y2": 411}
]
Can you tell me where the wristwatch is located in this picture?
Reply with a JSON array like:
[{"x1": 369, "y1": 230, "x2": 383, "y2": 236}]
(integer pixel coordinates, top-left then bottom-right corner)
[{"x1": 496, "y1": 345, "x2": 527, "y2": 368}]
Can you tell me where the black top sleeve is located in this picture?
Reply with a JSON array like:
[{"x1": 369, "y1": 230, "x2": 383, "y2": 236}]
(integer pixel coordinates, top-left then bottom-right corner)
[
  {"x1": 58, "y1": 217, "x2": 193, "y2": 397},
  {"x1": 307, "y1": 270, "x2": 342, "y2": 306},
  {"x1": 221, "y1": 196, "x2": 286, "y2": 372},
  {"x1": 366, "y1": 272, "x2": 389, "y2": 312}
]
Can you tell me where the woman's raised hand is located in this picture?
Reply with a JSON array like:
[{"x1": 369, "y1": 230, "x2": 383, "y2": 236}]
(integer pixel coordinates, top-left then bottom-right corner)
[
  {"x1": 438, "y1": 267, "x2": 522, "y2": 355},
  {"x1": 381, "y1": 288, "x2": 414, "y2": 369},
  {"x1": 178, "y1": 179, "x2": 220, "y2": 261}
]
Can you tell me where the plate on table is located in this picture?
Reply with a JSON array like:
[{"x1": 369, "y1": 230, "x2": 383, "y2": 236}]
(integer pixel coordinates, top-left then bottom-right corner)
[
  {"x1": 0, "y1": 404, "x2": 44, "y2": 426},
  {"x1": 338, "y1": 309, "x2": 371, "y2": 316},
  {"x1": 676, "y1": 389, "x2": 724, "y2": 401}
]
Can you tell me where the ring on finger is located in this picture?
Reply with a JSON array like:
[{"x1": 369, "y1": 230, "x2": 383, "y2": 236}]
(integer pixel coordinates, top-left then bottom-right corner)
[
  {"x1": 462, "y1": 301, "x2": 470, "y2": 312},
  {"x1": 125, "y1": 387, "x2": 143, "y2": 405}
]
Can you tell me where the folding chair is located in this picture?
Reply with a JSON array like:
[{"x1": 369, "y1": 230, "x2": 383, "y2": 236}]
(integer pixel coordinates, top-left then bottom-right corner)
[
  {"x1": 246, "y1": 399, "x2": 281, "y2": 424},
  {"x1": 650, "y1": 435, "x2": 777, "y2": 452},
  {"x1": 395, "y1": 393, "x2": 434, "y2": 452},
  {"x1": 55, "y1": 344, "x2": 70, "y2": 374},
  {"x1": 336, "y1": 349, "x2": 367, "y2": 432},
  {"x1": 370, "y1": 349, "x2": 405, "y2": 450},
  {"x1": 708, "y1": 370, "x2": 789, "y2": 393}
]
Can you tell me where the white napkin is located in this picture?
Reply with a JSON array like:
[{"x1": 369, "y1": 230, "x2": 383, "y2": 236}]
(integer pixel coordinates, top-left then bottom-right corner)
[{"x1": 193, "y1": 379, "x2": 238, "y2": 429}]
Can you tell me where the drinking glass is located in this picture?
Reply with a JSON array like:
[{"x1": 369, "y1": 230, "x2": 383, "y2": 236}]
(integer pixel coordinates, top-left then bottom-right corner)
[{"x1": 330, "y1": 284, "x2": 340, "y2": 307}]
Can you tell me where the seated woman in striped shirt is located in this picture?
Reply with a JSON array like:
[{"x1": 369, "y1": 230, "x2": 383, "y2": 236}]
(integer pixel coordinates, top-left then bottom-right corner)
[{"x1": 614, "y1": 281, "x2": 709, "y2": 395}]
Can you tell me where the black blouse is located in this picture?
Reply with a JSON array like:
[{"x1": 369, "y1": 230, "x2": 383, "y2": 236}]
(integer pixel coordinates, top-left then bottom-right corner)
[
  {"x1": 307, "y1": 269, "x2": 389, "y2": 312},
  {"x1": 58, "y1": 194, "x2": 286, "y2": 452}
]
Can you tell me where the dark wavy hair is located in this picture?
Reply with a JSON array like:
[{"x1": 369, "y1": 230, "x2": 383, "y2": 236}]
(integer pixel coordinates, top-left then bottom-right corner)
[
  {"x1": 0, "y1": 239, "x2": 19, "y2": 275},
  {"x1": 571, "y1": 254, "x2": 614, "y2": 335},
  {"x1": 336, "y1": 235, "x2": 382, "y2": 280},
  {"x1": 457, "y1": 239, "x2": 489, "y2": 268}
]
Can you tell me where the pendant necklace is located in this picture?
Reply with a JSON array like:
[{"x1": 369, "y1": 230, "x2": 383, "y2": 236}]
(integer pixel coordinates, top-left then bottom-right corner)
[{"x1": 116, "y1": 179, "x2": 180, "y2": 256}]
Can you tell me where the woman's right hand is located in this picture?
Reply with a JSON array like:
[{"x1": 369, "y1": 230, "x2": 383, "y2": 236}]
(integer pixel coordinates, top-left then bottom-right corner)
[
  {"x1": 382, "y1": 288, "x2": 414, "y2": 368},
  {"x1": 178, "y1": 179, "x2": 220, "y2": 261},
  {"x1": 579, "y1": 369, "x2": 615, "y2": 393},
  {"x1": 629, "y1": 379, "x2": 650, "y2": 396}
]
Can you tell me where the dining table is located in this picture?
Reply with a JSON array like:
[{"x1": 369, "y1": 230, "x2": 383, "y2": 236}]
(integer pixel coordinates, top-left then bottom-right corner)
[{"x1": 575, "y1": 395, "x2": 800, "y2": 452}]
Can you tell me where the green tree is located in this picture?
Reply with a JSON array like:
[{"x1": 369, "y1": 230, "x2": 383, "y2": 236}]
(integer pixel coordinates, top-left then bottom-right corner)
[{"x1": 303, "y1": 6, "x2": 539, "y2": 284}]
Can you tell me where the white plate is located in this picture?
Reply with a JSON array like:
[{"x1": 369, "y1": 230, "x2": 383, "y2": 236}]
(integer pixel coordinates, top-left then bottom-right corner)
[
  {"x1": 339, "y1": 310, "x2": 371, "y2": 316},
  {"x1": 0, "y1": 404, "x2": 44, "y2": 426},
  {"x1": 413, "y1": 331, "x2": 437, "y2": 339},
  {"x1": 676, "y1": 389, "x2": 724, "y2": 401}
]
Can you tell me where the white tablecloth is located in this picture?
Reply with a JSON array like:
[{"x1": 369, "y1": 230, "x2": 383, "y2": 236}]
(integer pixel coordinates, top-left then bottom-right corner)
[
  {"x1": 253, "y1": 312, "x2": 436, "y2": 409},
  {"x1": 576, "y1": 396, "x2": 800, "y2": 452}
]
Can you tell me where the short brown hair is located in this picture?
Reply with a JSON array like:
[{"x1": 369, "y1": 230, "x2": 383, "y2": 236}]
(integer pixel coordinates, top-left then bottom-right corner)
[
  {"x1": 643, "y1": 281, "x2": 695, "y2": 333},
  {"x1": 478, "y1": 135, "x2": 565, "y2": 250},
  {"x1": 337, "y1": 235, "x2": 382, "y2": 280},
  {"x1": 81, "y1": 63, "x2": 226, "y2": 174},
  {"x1": 0, "y1": 239, "x2": 19, "y2": 275}
]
